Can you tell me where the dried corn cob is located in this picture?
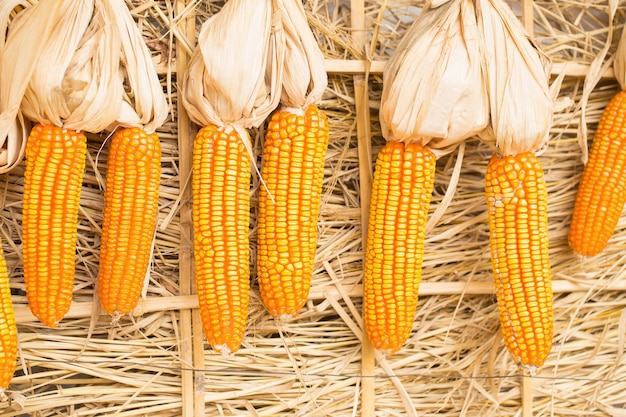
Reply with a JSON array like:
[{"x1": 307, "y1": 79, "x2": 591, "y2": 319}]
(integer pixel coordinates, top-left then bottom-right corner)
[
  {"x1": 0, "y1": 238, "x2": 17, "y2": 391},
  {"x1": 485, "y1": 152, "x2": 553, "y2": 373},
  {"x1": 97, "y1": 127, "x2": 161, "y2": 315},
  {"x1": 22, "y1": 124, "x2": 86, "y2": 327},
  {"x1": 569, "y1": 90, "x2": 626, "y2": 257},
  {"x1": 193, "y1": 125, "x2": 251, "y2": 355},
  {"x1": 364, "y1": 142, "x2": 436, "y2": 354},
  {"x1": 257, "y1": 104, "x2": 329, "y2": 318}
]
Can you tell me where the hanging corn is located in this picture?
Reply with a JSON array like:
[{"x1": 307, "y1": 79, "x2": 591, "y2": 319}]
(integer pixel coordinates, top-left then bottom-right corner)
[
  {"x1": 477, "y1": 0, "x2": 555, "y2": 375},
  {"x1": 95, "y1": 0, "x2": 168, "y2": 317},
  {"x1": 0, "y1": 0, "x2": 33, "y2": 391},
  {"x1": 1, "y1": 0, "x2": 167, "y2": 326},
  {"x1": 257, "y1": 0, "x2": 330, "y2": 320},
  {"x1": 181, "y1": 0, "x2": 283, "y2": 356},
  {"x1": 1, "y1": 0, "x2": 125, "y2": 327},
  {"x1": 569, "y1": 26, "x2": 626, "y2": 257},
  {"x1": 369, "y1": 0, "x2": 488, "y2": 355}
]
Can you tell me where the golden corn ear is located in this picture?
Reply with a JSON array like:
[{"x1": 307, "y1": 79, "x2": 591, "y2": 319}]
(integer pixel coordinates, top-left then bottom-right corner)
[
  {"x1": 257, "y1": 105, "x2": 330, "y2": 318},
  {"x1": 569, "y1": 90, "x2": 626, "y2": 257},
  {"x1": 98, "y1": 127, "x2": 161, "y2": 315},
  {"x1": 193, "y1": 125, "x2": 251, "y2": 355},
  {"x1": 0, "y1": 239, "x2": 17, "y2": 391},
  {"x1": 23, "y1": 124, "x2": 87, "y2": 327},
  {"x1": 485, "y1": 152, "x2": 553, "y2": 373},
  {"x1": 364, "y1": 142, "x2": 436, "y2": 354}
]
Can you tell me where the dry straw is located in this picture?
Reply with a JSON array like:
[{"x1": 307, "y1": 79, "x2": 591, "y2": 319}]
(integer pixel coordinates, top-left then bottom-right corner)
[{"x1": 0, "y1": 0, "x2": 625, "y2": 416}]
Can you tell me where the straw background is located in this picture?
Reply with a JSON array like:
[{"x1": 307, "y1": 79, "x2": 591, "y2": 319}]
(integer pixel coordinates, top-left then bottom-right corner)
[{"x1": 1, "y1": 0, "x2": 626, "y2": 416}]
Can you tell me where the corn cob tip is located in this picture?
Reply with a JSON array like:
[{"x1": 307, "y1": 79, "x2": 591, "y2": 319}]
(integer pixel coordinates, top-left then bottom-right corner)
[
  {"x1": 275, "y1": 313, "x2": 298, "y2": 323},
  {"x1": 520, "y1": 364, "x2": 541, "y2": 377},
  {"x1": 109, "y1": 313, "x2": 123, "y2": 326},
  {"x1": 374, "y1": 347, "x2": 398, "y2": 357},
  {"x1": 213, "y1": 344, "x2": 235, "y2": 358}
]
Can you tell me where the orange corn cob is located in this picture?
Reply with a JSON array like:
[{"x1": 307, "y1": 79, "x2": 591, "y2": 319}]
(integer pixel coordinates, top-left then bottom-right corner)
[
  {"x1": 0, "y1": 239, "x2": 17, "y2": 391},
  {"x1": 364, "y1": 141, "x2": 436, "y2": 354},
  {"x1": 257, "y1": 104, "x2": 330, "y2": 319},
  {"x1": 97, "y1": 127, "x2": 161, "y2": 316},
  {"x1": 22, "y1": 124, "x2": 86, "y2": 327},
  {"x1": 569, "y1": 90, "x2": 626, "y2": 257},
  {"x1": 193, "y1": 125, "x2": 250, "y2": 355},
  {"x1": 485, "y1": 152, "x2": 553, "y2": 373}
]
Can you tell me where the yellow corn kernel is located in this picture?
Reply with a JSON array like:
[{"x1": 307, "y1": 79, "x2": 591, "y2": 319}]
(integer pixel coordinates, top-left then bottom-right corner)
[
  {"x1": 193, "y1": 125, "x2": 250, "y2": 355},
  {"x1": 98, "y1": 127, "x2": 161, "y2": 316},
  {"x1": 364, "y1": 141, "x2": 436, "y2": 354},
  {"x1": 22, "y1": 124, "x2": 86, "y2": 327},
  {"x1": 0, "y1": 238, "x2": 17, "y2": 391},
  {"x1": 485, "y1": 152, "x2": 553, "y2": 373},
  {"x1": 569, "y1": 90, "x2": 626, "y2": 257},
  {"x1": 257, "y1": 105, "x2": 330, "y2": 319}
]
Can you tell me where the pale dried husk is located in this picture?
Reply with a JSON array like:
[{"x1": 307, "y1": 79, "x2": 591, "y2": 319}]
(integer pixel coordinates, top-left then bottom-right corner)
[
  {"x1": 379, "y1": 0, "x2": 488, "y2": 158},
  {"x1": 0, "y1": 0, "x2": 167, "y2": 161},
  {"x1": 105, "y1": 0, "x2": 169, "y2": 133},
  {"x1": 276, "y1": 0, "x2": 327, "y2": 110},
  {"x1": 476, "y1": 0, "x2": 553, "y2": 156},
  {"x1": 180, "y1": 0, "x2": 283, "y2": 131},
  {"x1": 7, "y1": 0, "x2": 124, "y2": 133},
  {"x1": 0, "y1": 0, "x2": 35, "y2": 174}
]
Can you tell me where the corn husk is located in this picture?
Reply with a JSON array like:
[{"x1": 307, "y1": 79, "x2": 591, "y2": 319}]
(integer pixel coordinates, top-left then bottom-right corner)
[
  {"x1": 4, "y1": 0, "x2": 123, "y2": 133},
  {"x1": 276, "y1": 0, "x2": 327, "y2": 110},
  {"x1": 0, "y1": 0, "x2": 36, "y2": 174},
  {"x1": 104, "y1": 0, "x2": 169, "y2": 133},
  {"x1": 0, "y1": 0, "x2": 167, "y2": 145},
  {"x1": 379, "y1": 0, "x2": 488, "y2": 158},
  {"x1": 476, "y1": 0, "x2": 553, "y2": 156},
  {"x1": 180, "y1": 0, "x2": 283, "y2": 134}
]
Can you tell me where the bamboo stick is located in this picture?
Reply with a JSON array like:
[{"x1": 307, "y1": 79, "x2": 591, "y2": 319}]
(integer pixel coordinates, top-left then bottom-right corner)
[
  {"x1": 174, "y1": 1, "x2": 197, "y2": 416},
  {"x1": 14, "y1": 278, "x2": 624, "y2": 324},
  {"x1": 349, "y1": 0, "x2": 376, "y2": 415}
]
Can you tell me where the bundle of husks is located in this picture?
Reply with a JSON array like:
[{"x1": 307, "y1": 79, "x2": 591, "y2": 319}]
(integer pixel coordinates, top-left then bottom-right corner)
[
  {"x1": 370, "y1": 0, "x2": 555, "y2": 376},
  {"x1": 0, "y1": 0, "x2": 167, "y2": 388}
]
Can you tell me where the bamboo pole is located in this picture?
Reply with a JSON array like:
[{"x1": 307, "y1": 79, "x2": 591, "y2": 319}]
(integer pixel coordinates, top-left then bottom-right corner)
[
  {"x1": 522, "y1": 374, "x2": 534, "y2": 417},
  {"x1": 349, "y1": 0, "x2": 376, "y2": 416},
  {"x1": 12, "y1": 279, "x2": 626, "y2": 324},
  {"x1": 522, "y1": 0, "x2": 534, "y2": 36},
  {"x1": 174, "y1": 1, "x2": 199, "y2": 416}
]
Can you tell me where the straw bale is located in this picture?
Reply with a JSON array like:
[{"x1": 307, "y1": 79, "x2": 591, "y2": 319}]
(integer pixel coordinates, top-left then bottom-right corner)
[{"x1": 0, "y1": 0, "x2": 625, "y2": 416}]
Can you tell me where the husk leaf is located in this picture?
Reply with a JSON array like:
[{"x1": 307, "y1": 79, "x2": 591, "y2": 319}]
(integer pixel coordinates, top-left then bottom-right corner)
[
  {"x1": 105, "y1": 0, "x2": 169, "y2": 133},
  {"x1": 379, "y1": 0, "x2": 488, "y2": 158},
  {"x1": 276, "y1": 0, "x2": 327, "y2": 110},
  {"x1": 0, "y1": 0, "x2": 41, "y2": 173},
  {"x1": 476, "y1": 0, "x2": 553, "y2": 156},
  {"x1": 180, "y1": 0, "x2": 283, "y2": 130},
  {"x1": 11, "y1": 0, "x2": 124, "y2": 133}
]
